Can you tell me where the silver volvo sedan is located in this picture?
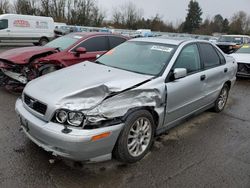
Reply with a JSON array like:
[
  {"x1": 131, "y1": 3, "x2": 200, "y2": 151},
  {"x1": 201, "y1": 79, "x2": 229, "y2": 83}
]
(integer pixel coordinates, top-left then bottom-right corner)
[{"x1": 15, "y1": 37, "x2": 237, "y2": 163}]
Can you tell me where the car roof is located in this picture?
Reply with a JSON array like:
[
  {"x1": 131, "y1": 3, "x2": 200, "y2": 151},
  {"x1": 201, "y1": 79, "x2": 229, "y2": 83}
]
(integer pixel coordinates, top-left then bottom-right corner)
[{"x1": 130, "y1": 37, "x2": 196, "y2": 46}]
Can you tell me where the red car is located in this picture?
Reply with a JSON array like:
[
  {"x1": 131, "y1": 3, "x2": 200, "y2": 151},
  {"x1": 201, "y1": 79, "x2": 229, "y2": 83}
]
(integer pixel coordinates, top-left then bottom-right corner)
[{"x1": 0, "y1": 32, "x2": 128, "y2": 90}]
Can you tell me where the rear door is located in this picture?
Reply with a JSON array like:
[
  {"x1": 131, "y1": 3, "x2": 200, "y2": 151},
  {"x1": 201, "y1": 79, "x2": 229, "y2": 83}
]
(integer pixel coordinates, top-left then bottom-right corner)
[
  {"x1": 62, "y1": 36, "x2": 109, "y2": 66},
  {"x1": 164, "y1": 43, "x2": 206, "y2": 125},
  {"x1": 198, "y1": 43, "x2": 227, "y2": 104}
]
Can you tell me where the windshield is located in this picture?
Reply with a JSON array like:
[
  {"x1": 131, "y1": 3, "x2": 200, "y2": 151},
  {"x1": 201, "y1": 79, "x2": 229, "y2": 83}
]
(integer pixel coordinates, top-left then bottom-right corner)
[
  {"x1": 236, "y1": 45, "x2": 250, "y2": 54},
  {"x1": 0, "y1": 19, "x2": 8, "y2": 30},
  {"x1": 218, "y1": 36, "x2": 243, "y2": 44},
  {"x1": 45, "y1": 35, "x2": 79, "y2": 50},
  {"x1": 97, "y1": 41, "x2": 176, "y2": 76}
]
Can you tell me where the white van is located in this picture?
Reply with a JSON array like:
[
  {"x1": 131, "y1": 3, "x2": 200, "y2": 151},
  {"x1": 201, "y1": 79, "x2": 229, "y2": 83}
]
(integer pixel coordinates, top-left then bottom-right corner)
[{"x1": 0, "y1": 14, "x2": 55, "y2": 45}]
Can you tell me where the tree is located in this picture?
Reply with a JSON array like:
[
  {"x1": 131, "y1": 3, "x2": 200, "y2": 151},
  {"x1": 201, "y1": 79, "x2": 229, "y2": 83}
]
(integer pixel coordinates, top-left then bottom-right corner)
[
  {"x1": 111, "y1": 2, "x2": 143, "y2": 29},
  {"x1": 183, "y1": 0, "x2": 203, "y2": 33},
  {"x1": 0, "y1": 0, "x2": 10, "y2": 14},
  {"x1": 14, "y1": 0, "x2": 39, "y2": 15},
  {"x1": 222, "y1": 18, "x2": 229, "y2": 33},
  {"x1": 229, "y1": 11, "x2": 248, "y2": 34},
  {"x1": 212, "y1": 14, "x2": 224, "y2": 32}
]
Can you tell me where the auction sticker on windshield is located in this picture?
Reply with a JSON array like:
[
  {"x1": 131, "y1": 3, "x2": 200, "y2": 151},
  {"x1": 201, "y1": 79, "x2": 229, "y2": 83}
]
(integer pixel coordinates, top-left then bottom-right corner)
[{"x1": 151, "y1": 45, "x2": 173, "y2": 53}]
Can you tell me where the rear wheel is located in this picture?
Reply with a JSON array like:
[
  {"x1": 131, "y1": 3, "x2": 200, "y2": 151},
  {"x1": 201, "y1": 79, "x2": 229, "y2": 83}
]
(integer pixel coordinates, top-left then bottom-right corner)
[
  {"x1": 113, "y1": 110, "x2": 155, "y2": 163},
  {"x1": 213, "y1": 84, "x2": 229, "y2": 112}
]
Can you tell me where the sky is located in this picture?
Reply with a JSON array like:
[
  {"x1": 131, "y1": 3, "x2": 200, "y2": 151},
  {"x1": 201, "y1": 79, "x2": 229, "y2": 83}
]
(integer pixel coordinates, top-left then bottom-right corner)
[{"x1": 97, "y1": 0, "x2": 250, "y2": 25}]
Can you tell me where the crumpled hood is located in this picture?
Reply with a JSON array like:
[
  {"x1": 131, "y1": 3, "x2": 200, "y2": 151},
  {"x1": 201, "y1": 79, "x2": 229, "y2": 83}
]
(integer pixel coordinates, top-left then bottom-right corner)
[
  {"x1": 230, "y1": 53, "x2": 250, "y2": 64},
  {"x1": 24, "y1": 61, "x2": 153, "y2": 113},
  {"x1": 0, "y1": 46, "x2": 56, "y2": 64}
]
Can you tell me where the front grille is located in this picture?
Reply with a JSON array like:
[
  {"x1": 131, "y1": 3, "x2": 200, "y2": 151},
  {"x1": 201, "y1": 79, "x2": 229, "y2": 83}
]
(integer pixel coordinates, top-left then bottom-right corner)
[
  {"x1": 24, "y1": 94, "x2": 47, "y2": 115},
  {"x1": 238, "y1": 63, "x2": 250, "y2": 74}
]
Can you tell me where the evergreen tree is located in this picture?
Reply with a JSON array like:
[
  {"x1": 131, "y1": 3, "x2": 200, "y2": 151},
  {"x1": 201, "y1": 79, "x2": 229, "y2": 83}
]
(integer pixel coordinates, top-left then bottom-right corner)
[{"x1": 183, "y1": 0, "x2": 203, "y2": 33}]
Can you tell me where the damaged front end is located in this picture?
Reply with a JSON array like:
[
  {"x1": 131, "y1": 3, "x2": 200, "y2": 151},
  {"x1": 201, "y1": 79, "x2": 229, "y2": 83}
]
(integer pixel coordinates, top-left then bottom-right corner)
[
  {"x1": 0, "y1": 59, "x2": 34, "y2": 91},
  {"x1": 0, "y1": 49, "x2": 58, "y2": 91},
  {"x1": 50, "y1": 82, "x2": 165, "y2": 132}
]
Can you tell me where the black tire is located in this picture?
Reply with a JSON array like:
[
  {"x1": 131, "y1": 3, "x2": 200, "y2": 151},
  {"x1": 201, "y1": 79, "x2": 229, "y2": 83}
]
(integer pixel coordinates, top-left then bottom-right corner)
[
  {"x1": 113, "y1": 110, "x2": 155, "y2": 163},
  {"x1": 39, "y1": 65, "x2": 59, "y2": 76},
  {"x1": 39, "y1": 38, "x2": 49, "y2": 46},
  {"x1": 213, "y1": 84, "x2": 229, "y2": 112}
]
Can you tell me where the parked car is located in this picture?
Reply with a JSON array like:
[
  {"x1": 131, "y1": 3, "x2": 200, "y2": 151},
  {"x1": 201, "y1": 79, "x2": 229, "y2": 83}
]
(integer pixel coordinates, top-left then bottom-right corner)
[
  {"x1": 0, "y1": 32, "x2": 128, "y2": 91},
  {"x1": 216, "y1": 35, "x2": 250, "y2": 54},
  {"x1": 230, "y1": 44, "x2": 250, "y2": 77},
  {"x1": 15, "y1": 38, "x2": 237, "y2": 163},
  {"x1": 0, "y1": 14, "x2": 55, "y2": 45},
  {"x1": 132, "y1": 29, "x2": 153, "y2": 38}
]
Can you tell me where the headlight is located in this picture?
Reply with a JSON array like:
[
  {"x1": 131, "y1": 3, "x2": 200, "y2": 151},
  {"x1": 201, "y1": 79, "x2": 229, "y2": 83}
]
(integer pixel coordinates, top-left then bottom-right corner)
[
  {"x1": 67, "y1": 112, "x2": 84, "y2": 126},
  {"x1": 54, "y1": 109, "x2": 84, "y2": 127},
  {"x1": 56, "y1": 110, "x2": 68, "y2": 123}
]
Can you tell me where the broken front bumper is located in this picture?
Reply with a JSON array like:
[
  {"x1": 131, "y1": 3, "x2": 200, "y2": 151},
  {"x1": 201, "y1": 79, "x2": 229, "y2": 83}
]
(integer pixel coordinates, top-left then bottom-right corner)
[
  {"x1": 15, "y1": 98, "x2": 124, "y2": 162},
  {"x1": 0, "y1": 68, "x2": 28, "y2": 84}
]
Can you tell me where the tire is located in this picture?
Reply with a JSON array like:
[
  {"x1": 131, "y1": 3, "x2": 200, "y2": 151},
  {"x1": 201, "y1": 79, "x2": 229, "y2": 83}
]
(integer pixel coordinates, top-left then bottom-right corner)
[
  {"x1": 33, "y1": 42, "x2": 39, "y2": 46},
  {"x1": 39, "y1": 38, "x2": 49, "y2": 46},
  {"x1": 113, "y1": 110, "x2": 155, "y2": 163},
  {"x1": 39, "y1": 65, "x2": 59, "y2": 76},
  {"x1": 213, "y1": 84, "x2": 229, "y2": 112}
]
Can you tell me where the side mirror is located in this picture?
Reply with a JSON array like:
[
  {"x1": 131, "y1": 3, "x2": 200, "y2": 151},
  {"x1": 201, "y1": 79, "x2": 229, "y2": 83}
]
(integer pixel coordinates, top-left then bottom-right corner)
[
  {"x1": 75, "y1": 47, "x2": 86, "y2": 57},
  {"x1": 173, "y1": 68, "x2": 187, "y2": 79}
]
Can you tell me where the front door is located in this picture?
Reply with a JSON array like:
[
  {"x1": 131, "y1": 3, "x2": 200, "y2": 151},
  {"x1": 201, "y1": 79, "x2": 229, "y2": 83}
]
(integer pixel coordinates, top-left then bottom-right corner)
[
  {"x1": 164, "y1": 44, "x2": 206, "y2": 126},
  {"x1": 63, "y1": 36, "x2": 109, "y2": 66}
]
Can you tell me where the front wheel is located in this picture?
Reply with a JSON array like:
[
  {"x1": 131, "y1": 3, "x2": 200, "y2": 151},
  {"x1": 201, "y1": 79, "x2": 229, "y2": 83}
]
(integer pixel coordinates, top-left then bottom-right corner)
[
  {"x1": 39, "y1": 38, "x2": 49, "y2": 46},
  {"x1": 213, "y1": 84, "x2": 229, "y2": 112},
  {"x1": 113, "y1": 110, "x2": 155, "y2": 163},
  {"x1": 39, "y1": 65, "x2": 59, "y2": 76}
]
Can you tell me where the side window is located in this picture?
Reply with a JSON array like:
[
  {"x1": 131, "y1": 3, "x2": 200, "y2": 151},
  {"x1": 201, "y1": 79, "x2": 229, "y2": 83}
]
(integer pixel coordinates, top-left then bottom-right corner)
[
  {"x1": 173, "y1": 44, "x2": 201, "y2": 74},
  {"x1": 199, "y1": 43, "x2": 221, "y2": 68},
  {"x1": 109, "y1": 36, "x2": 126, "y2": 49},
  {"x1": 74, "y1": 36, "x2": 108, "y2": 52},
  {"x1": 215, "y1": 47, "x2": 226, "y2": 64},
  {"x1": 0, "y1": 19, "x2": 8, "y2": 30}
]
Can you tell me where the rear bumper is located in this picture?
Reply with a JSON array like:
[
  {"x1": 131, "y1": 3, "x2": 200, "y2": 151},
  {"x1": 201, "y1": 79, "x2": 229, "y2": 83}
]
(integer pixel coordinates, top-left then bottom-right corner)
[{"x1": 15, "y1": 98, "x2": 124, "y2": 162}]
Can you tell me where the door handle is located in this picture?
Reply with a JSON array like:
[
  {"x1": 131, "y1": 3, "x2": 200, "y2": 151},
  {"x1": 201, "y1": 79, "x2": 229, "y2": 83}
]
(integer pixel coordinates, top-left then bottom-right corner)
[
  {"x1": 6, "y1": 30, "x2": 10, "y2": 32},
  {"x1": 224, "y1": 68, "x2": 228, "y2": 73},
  {"x1": 200, "y1": 75, "x2": 206, "y2": 81}
]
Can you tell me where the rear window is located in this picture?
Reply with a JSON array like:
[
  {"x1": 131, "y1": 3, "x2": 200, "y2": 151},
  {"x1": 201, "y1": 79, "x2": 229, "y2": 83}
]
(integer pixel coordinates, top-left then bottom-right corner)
[
  {"x1": 218, "y1": 36, "x2": 243, "y2": 44},
  {"x1": 0, "y1": 19, "x2": 8, "y2": 30}
]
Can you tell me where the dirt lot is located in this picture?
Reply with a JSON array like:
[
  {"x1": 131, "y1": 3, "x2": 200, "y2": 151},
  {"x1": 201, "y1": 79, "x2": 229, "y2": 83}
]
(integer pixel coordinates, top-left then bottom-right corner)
[{"x1": 0, "y1": 46, "x2": 250, "y2": 188}]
